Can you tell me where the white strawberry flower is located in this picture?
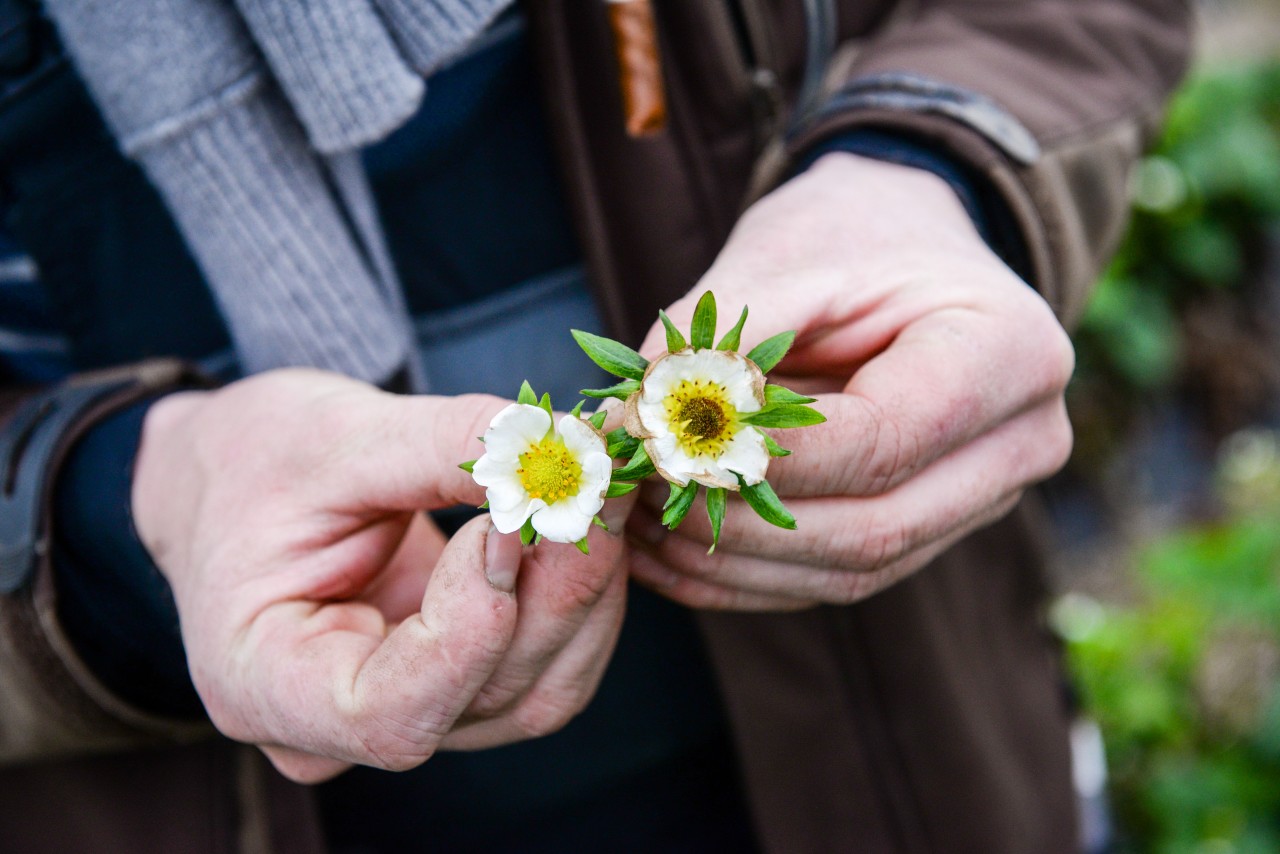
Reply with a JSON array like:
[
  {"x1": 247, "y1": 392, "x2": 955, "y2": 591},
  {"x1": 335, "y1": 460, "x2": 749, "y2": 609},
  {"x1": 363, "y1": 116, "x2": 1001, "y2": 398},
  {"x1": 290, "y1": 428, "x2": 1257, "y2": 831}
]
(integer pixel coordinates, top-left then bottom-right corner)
[
  {"x1": 624, "y1": 348, "x2": 769, "y2": 490},
  {"x1": 472, "y1": 403, "x2": 611, "y2": 544}
]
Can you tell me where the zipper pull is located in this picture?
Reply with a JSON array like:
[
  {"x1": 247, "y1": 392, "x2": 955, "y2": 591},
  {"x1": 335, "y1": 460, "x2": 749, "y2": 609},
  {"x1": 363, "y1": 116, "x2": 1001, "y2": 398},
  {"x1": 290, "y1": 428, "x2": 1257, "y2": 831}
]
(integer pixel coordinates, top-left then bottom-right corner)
[{"x1": 606, "y1": 0, "x2": 667, "y2": 137}]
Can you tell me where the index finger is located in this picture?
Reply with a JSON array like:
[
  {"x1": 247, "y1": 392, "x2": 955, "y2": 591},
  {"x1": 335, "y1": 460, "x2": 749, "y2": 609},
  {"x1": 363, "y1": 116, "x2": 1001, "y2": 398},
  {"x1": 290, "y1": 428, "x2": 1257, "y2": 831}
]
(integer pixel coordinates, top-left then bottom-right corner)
[{"x1": 765, "y1": 305, "x2": 1073, "y2": 498}]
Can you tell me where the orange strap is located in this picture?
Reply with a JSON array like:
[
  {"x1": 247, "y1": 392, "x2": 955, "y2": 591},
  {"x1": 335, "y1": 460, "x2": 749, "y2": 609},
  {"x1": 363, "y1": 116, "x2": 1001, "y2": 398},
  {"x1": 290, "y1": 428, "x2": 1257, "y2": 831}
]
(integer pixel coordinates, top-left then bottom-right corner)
[{"x1": 607, "y1": 0, "x2": 667, "y2": 137}]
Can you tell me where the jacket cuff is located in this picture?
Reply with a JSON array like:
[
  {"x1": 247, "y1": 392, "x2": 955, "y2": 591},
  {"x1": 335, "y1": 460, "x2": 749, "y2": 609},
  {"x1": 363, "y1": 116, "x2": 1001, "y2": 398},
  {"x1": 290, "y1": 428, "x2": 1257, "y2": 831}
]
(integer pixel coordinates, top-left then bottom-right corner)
[
  {"x1": 53, "y1": 397, "x2": 204, "y2": 719},
  {"x1": 794, "y1": 128, "x2": 1034, "y2": 284}
]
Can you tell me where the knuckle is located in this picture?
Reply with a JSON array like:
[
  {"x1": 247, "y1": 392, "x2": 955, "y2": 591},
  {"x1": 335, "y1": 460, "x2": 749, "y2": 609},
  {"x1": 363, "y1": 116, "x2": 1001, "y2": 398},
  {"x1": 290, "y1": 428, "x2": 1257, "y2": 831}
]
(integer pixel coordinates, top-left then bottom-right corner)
[
  {"x1": 838, "y1": 513, "x2": 910, "y2": 573},
  {"x1": 843, "y1": 402, "x2": 919, "y2": 496}
]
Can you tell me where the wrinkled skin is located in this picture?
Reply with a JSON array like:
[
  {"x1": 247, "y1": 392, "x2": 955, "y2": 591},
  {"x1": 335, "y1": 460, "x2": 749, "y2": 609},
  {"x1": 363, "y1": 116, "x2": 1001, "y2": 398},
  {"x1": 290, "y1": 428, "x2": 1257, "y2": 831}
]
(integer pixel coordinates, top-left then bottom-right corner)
[{"x1": 627, "y1": 153, "x2": 1075, "y2": 610}]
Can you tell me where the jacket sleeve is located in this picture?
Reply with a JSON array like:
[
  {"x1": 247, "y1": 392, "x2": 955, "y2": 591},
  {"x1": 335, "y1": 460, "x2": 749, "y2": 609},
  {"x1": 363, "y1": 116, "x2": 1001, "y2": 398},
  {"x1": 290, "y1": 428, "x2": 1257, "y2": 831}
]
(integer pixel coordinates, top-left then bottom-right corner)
[
  {"x1": 775, "y1": 0, "x2": 1194, "y2": 326},
  {"x1": 0, "y1": 370, "x2": 212, "y2": 766}
]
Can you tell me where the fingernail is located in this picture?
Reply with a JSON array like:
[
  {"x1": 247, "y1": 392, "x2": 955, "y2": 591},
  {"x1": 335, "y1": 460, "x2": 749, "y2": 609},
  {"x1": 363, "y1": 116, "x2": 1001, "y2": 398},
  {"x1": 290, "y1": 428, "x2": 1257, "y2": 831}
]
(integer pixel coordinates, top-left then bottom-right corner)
[{"x1": 485, "y1": 522, "x2": 521, "y2": 593}]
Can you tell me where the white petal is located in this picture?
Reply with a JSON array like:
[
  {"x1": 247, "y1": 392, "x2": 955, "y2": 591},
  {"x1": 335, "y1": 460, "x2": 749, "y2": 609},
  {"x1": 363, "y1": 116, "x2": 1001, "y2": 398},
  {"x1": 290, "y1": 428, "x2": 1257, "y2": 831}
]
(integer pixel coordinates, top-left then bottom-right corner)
[
  {"x1": 640, "y1": 352, "x2": 680, "y2": 395},
  {"x1": 531, "y1": 499, "x2": 593, "y2": 543},
  {"x1": 687, "y1": 460, "x2": 741, "y2": 490},
  {"x1": 490, "y1": 496, "x2": 543, "y2": 534},
  {"x1": 482, "y1": 404, "x2": 552, "y2": 460},
  {"x1": 481, "y1": 473, "x2": 528, "y2": 513},
  {"x1": 635, "y1": 397, "x2": 670, "y2": 436},
  {"x1": 718, "y1": 427, "x2": 770, "y2": 485},
  {"x1": 557, "y1": 415, "x2": 607, "y2": 459},
  {"x1": 723, "y1": 369, "x2": 764, "y2": 414},
  {"x1": 646, "y1": 438, "x2": 694, "y2": 486},
  {"x1": 574, "y1": 453, "x2": 612, "y2": 515}
]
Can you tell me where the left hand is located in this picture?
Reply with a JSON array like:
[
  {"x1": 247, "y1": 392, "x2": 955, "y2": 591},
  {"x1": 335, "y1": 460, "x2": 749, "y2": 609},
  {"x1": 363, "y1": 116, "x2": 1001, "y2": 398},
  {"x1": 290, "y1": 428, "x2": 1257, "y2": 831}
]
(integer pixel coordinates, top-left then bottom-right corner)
[{"x1": 626, "y1": 153, "x2": 1075, "y2": 610}]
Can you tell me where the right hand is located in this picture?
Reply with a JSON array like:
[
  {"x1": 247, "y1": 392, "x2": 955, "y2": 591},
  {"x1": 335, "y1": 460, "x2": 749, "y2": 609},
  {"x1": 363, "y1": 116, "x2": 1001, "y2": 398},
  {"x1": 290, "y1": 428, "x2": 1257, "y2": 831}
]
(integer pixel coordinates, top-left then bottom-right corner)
[{"x1": 132, "y1": 369, "x2": 631, "y2": 782}]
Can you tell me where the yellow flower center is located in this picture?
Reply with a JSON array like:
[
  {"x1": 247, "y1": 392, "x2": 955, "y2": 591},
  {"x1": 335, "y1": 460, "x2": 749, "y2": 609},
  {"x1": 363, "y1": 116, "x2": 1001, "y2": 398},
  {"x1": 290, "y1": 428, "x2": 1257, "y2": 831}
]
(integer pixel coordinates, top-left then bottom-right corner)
[
  {"x1": 517, "y1": 437, "x2": 582, "y2": 502},
  {"x1": 664, "y1": 379, "x2": 737, "y2": 457}
]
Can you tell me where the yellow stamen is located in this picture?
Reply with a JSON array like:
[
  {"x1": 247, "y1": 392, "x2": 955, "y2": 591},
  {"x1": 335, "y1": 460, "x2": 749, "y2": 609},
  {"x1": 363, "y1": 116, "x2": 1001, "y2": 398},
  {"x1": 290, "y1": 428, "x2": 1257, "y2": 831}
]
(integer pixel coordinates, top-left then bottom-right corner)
[
  {"x1": 663, "y1": 379, "x2": 738, "y2": 456},
  {"x1": 518, "y1": 437, "x2": 582, "y2": 503}
]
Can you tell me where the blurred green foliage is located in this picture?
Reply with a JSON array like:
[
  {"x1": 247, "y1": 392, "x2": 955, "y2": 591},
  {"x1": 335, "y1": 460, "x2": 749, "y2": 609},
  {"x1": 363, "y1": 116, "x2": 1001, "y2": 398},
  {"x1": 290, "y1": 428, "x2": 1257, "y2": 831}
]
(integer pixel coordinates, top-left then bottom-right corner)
[
  {"x1": 1062, "y1": 478, "x2": 1280, "y2": 851},
  {"x1": 1060, "y1": 60, "x2": 1280, "y2": 852},
  {"x1": 1073, "y1": 60, "x2": 1280, "y2": 399}
]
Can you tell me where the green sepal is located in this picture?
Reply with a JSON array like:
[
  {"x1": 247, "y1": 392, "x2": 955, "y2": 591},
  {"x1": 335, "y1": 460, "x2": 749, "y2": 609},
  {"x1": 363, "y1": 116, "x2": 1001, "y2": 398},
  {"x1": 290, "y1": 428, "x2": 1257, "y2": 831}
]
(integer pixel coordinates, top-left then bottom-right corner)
[
  {"x1": 459, "y1": 459, "x2": 476, "y2": 473},
  {"x1": 612, "y1": 442, "x2": 656, "y2": 481},
  {"x1": 519, "y1": 517, "x2": 538, "y2": 546},
  {"x1": 538, "y1": 392, "x2": 554, "y2": 421},
  {"x1": 588, "y1": 410, "x2": 608, "y2": 430},
  {"x1": 478, "y1": 500, "x2": 490, "y2": 510},
  {"x1": 606, "y1": 427, "x2": 640, "y2": 459},
  {"x1": 738, "y1": 477, "x2": 797, "y2": 530},
  {"x1": 574, "y1": 537, "x2": 590, "y2": 555},
  {"x1": 746, "y1": 331, "x2": 795, "y2": 373},
  {"x1": 741, "y1": 404, "x2": 826, "y2": 428},
  {"x1": 606, "y1": 480, "x2": 639, "y2": 498},
  {"x1": 580, "y1": 379, "x2": 641, "y2": 401},
  {"x1": 662, "y1": 480, "x2": 685, "y2": 511},
  {"x1": 764, "y1": 384, "x2": 817, "y2": 406},
  {"x1": 659, "y1": 310, "x2": 687, "y2": 353},
  {"x1": 571, "y1": 329, "x2": 649, "y2": 380},
  {"x1": 517, "y1": 380, "x2": 538, "y2": 406},
  {"x1": 570, "y1": 399, "x2": 586, "y2": 418},
  {"x1": 705, "y1": 487, "x2": 727, "y2": 553},
  {"x1": 716, "y1": 305, "x2": 749, "y2": 352},
  {"x1": 758, "y1": 429, "x2": 792, "y2": 457},
  {"x1": 592, "y1": 515, "x2": 610, "y2": 531},
  {"x1": 609, "y1": 435, "x2": 641, "y2": 460},
  {"x1": 662, "y1": 481, "x2": 699, "y2": 529},
  {"x1": 690, "y1": 291, "x2": 717, "y2": 350}
]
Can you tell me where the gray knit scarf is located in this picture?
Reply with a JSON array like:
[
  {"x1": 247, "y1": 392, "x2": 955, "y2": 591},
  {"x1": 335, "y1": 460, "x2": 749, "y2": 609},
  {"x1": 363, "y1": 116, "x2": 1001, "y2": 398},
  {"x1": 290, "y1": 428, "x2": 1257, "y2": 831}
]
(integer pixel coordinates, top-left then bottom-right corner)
[{"x1": 44, "y1": 0, "x2": 512, "y2": 386}]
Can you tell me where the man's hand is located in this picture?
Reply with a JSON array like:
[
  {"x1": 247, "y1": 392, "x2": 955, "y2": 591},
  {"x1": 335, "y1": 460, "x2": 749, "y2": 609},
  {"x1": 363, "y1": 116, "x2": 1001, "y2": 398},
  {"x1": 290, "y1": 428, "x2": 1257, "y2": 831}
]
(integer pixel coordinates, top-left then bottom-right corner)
[
  {"x1": 627, "y1": 153, "x2": 1074, "y2": 610},
  {"x1": 133, "y1": 369, "x2": 629, "y2": 782}
]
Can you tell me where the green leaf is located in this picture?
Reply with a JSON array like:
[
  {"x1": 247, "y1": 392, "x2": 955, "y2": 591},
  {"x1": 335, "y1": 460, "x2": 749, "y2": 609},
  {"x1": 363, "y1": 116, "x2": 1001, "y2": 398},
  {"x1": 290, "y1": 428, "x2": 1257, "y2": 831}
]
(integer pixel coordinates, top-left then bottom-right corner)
[
  {"x1": 746, "y1": 331, "x2": 795, "y2": 373},
  {"x1": 612, "y1": 443, "x2": 656, "y2": 481},
  {"x1": 741, "y1": 404, "x2": 826, "y2": 428},
  {"x1": 571, "y1": 330, "x2": 649, "y2": 380},
  {"x1": 588, "y1": 410, "x2": 608, "y2": 430},
  {"x1": 705, "y1": 487, "x2": 727, "y2": 553},
  {"x1": 659, "y1": 310, "x2": 687, "y2": 353},
  {"x1": 690, "y1": 291, "x2": 717, "y2": 349},
  {"x1": 738, "y1": 477, "x2": 796, "y2": 529},
  {"x1": 758, "y1": 429, "x2": 791, "y2": 457},
  {"x1": 570, "y1": 400, "x2": 586, "y2": 418},
  {"x1": 575, "y1": 537, "x2": 590, "y2": 555},
  {"x1": 458, "y1": 459, "x2": 476, "y2": 473},
  {"x1": 605, "y1": 481, "x2": 639, "y2": 498},
  {"x1": 520, "y1": 517, "x2": 538, "y2": 546},
  {"x1": 717, "y1": 306, "x2": 749, "y2": 351},
  {"x1": 517, "y1": 380, "x2": 538, "y2": 406},
  {"x1": 580, "y1": 379, "x2": 641, "y2": 401},
  {"x1": 764, "y1": 384, "x2": 817, "y2": 406},
  {"x1": 538, "y1": 392, "x2": 554, "y2": 421},
  {"x1": 663, "y1": 481, "x2": 698, "y2": 528}
]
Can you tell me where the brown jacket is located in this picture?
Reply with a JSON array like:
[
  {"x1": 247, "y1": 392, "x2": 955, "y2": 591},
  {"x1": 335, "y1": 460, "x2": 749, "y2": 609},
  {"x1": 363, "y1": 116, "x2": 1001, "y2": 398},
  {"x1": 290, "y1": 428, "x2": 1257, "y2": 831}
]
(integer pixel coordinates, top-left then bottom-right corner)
[{"x1": 0, "y1": 1, "x2": 1192, "y2": 851}]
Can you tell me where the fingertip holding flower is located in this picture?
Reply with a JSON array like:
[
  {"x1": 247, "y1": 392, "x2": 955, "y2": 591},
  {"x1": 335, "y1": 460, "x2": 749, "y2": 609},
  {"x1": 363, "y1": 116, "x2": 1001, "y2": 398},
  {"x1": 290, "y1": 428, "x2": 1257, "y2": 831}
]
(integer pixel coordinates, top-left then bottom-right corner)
[{"x1": 471, "y1": 393, "x2": 611, "y2": 545}]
